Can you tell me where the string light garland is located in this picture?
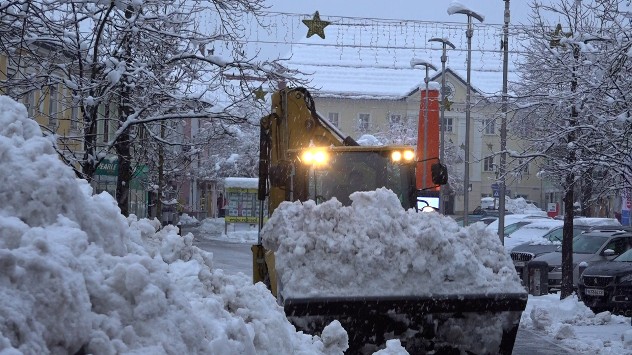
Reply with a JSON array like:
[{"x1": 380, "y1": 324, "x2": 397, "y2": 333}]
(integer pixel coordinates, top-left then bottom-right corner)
[{"x1": 194, "y1": 8, "x2": 566, "y2": 77}]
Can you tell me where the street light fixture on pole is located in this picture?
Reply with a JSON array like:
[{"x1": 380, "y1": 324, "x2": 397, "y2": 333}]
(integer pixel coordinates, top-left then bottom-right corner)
[
  {"x1": 410, "y1": 59, "x2": 438, "y2": 190},
  {"x1": 428, "y1": 37, "x2": 455, "y2": 215},
  {"x1": 448, "y1": 5, "x2": 484, "y2": 226}
]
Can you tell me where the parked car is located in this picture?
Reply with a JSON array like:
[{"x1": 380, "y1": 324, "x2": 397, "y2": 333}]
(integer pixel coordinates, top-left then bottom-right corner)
[
  {"x1": 485, "y1": 213, "x2": 550, "y2": 236},
  {"x1": 529, "y1": 229, "x2": 632, "y2": 293},
  {"x1": 502, "y1": 219, "x2": 565, "y2": 251},
  {"x1": 578, "y1": 248, "x2": 632, "y2": 315},
  {"x1": 509, "y1": 222, "x2": 613, "y2": 280},
  {"x1": 460, "y1": 207, "x2": 512, "y2": 225}
]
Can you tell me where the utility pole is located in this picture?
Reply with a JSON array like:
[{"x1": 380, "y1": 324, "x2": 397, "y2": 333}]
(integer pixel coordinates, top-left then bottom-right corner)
[{"x1": 498, "y1": 0, "x2": 510, "y2": 245}]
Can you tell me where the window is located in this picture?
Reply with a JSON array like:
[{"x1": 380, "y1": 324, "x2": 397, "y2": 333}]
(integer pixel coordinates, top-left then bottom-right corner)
[
  {"x1": 443, "y1": 117, "x2": 453, "y2": 132},
  {"x1": 48, "y1": 86, "x2": 58, "y2": 127},
  {"x1": 358, "y1": 113, "x2": 370, "y2": 131},
  {"x1": 483, "y1": 156, "x2": 494, "y2": 172},
  {"x1": 328, "y1": 112, "x2": 339, "y2": 127},
  {"x1": 389, "y1": 113, "x2": 401, "y2": 127},
  {"x1": 484, "y1": 118, "x2": 495, "y2": 134},
  {"x1": 518, "y1": 159, "x2": 529, "y2": 174},
  {"x1": 23, "y1": 91, "x2": 35, "y2": 117},
  {"x1": 70, "y1": 106, "x2": 79, "y2": 130}
]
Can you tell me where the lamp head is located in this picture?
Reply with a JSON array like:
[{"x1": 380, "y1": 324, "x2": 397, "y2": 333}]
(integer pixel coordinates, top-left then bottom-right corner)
[
  {"x1": 410, "y1": 58, "x2": 438, "y2": 71},
  {"x1": 429, "y1": 37, "x2": 456, "y2": 50}
]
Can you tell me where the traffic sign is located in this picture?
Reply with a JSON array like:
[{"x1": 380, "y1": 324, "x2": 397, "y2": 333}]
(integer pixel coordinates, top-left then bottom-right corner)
[
  {"x1": 491, "y1": 183, "x2": 500, "y2": 191},
  {"x1": 493, "y1": 190, "x2": 500, "y2": 197}
]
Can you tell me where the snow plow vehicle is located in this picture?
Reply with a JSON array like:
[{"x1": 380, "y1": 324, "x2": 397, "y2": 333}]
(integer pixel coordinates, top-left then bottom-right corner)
[{"x1": 253, "y1": 87, "x2": 527, "y2": 353}]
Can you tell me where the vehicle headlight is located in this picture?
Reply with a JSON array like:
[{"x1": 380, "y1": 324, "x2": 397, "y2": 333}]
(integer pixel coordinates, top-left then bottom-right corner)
[
  {"x1": 552, "y1": 266, "x2": 563, "y2": 272},
  {"x1": 619, "y1": 274, "x2": 632, "y2": 284},
  {"x1": 302, "y1": 149, "x2": 328, "y2": 165},
  {"x1": 403, "y1": 150, "x2": 415, "y2": 161}
]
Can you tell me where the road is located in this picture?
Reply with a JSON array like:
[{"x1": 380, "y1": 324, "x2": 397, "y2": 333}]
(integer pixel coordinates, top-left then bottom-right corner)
[
  {"x1": 193, "y1": 238, "x2": 253, "y2": 276},
  {"x1": 191, "y1": 234, "x2": 572, "y2": 355}
]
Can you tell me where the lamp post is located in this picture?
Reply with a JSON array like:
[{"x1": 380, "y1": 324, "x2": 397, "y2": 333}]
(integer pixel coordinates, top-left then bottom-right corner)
[
  {"x1": 428, "y1": 38, "x2": 455, "y2": 215},
  {"x1": 448, "y1": 5, "x2": 484, "y2": 226},
  {"x1": 498, "y1": 0, "x2": 510, "y2": 245},
  {"x1": 410, "y1": 59, "x2": 438, "y2": 189}
]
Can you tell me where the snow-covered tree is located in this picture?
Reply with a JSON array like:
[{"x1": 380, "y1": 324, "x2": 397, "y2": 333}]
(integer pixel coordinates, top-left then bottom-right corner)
[
  {"x1": 512, "y1": 0, "x2": 632, "y2": 298},
  {"x1": 0, "y1": 0, "x2": 294, "y2": 215}
]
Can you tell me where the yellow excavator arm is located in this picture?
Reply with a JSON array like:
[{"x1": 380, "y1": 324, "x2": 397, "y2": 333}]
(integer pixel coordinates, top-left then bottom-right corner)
[{"x1": 253, "y1": 88, "x2": 358, "y2": 292}]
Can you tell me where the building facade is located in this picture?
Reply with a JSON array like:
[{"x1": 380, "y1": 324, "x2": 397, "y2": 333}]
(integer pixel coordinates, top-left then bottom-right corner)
[{"x1": 310, "y1": 69, "x2": 547, "y2": 214}]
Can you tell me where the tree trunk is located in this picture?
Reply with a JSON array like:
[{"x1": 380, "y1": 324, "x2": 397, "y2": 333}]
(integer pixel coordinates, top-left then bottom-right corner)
[
  {"x1": 561, "y1": 52, "x2": 579, "y2": 300},
  {"x1": 81, "y1": 104, "x2": 100, "y2": 182},
  {"x1": 116, "y1": 16, "x2": 134, "y2": 217},
  {"x1": 580, "y1": 168, "x2": 593, "y2": 217},
  {"x1": 156, "y1": 123, "x2": 165, "y2": 223},
  {"x1": 115, "y1": 129, "x2": 132, "y2": 216},
  {"x1": 561, "y1": 181, "x2": 575, "y2": 299}
]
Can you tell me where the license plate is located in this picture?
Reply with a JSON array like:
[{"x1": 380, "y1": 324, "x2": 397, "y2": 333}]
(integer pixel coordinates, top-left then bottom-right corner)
[
  {"x1": 585, "y1": 288, "x2": 604, "y2": 296},
  {"x1": 514, "y1": 262, "x2": 525, "y2": 267}
]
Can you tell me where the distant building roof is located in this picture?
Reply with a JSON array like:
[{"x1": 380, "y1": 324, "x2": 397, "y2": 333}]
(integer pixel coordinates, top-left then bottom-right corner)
[{"x1": 283, "y1": 19, "x2": 521, "y2": 99}]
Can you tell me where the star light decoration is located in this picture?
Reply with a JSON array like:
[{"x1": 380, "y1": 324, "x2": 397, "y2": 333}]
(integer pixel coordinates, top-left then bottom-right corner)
[
  {"x1": 253, "y1": 86, "x2": 267, "y2": 101},
  {"x1": 549, "y1": 23, "x2": 573, "y2": 48},
  {"x1": 442, "y1": 97, "x2": 453, "y2": 111},
  {"x1": 302, "y1": 11, "x2": 331, "y2": 39}
]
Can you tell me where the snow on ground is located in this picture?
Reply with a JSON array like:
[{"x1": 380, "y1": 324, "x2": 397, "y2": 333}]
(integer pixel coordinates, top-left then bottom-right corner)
[
  {"x1": 1, "y1": 94, "x2": 631, "y2": 354},
  {"x1": 192, "y1": 218, "x2": 259, "y2": 243},
  {"x1": 523, "y1": 294, "x2": 632, "y2": 354},
  {"x1": 0, "y1": 96, "x2": 345, "y2": 355}
]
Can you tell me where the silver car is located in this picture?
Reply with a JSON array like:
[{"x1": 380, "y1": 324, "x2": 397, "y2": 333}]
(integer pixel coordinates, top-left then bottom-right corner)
[
  {"x1": 529, "y1": 229, "x2": 632, "y2": 292},
  {"x1": 509, "y1": 221, "x2": 625, "y2": 279}
]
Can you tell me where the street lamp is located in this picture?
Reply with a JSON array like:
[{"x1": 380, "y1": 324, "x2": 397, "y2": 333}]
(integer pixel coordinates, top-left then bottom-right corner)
[
  {"x1": 428, "y1": 37, "x2": 455, "y2": 215},
  {"x1": 448, "y1": 4, "x2": 484, "y2": 226},
  {"x1": 410, "y1": 59, "x2": 438, "y2": 190},
  {"x1": 498, "y1": 0, "x2": 510, "y2": 245}
]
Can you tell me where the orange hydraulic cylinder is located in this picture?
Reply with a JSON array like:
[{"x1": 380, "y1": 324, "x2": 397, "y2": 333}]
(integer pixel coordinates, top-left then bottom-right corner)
[{"x1": 416, "y1": 88, "x2": 441, "y2": 191}]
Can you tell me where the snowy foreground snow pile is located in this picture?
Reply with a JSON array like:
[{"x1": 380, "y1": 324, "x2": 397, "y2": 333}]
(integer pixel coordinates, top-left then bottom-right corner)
[
  {"x1": 262, "y1": 189, "x2": 524, "y2": 298},
  {"x1": 523, "y1": 294, "x2": 632, "y2": 354},
  {"x1": 0, "y1": 96, "x2": 346, "y2": 354}
]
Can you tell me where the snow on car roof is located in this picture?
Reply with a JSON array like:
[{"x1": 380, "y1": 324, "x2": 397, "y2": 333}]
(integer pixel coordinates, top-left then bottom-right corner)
[
  {"x1": 503, "y1": 220, "x2": 564, "y2": 250},
  {"x1": 573, "y1": 218, "x2": 621, "y2": 227}
]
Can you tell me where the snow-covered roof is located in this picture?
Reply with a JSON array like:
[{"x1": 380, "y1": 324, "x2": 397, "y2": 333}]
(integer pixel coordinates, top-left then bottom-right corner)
[
  {"x1": 283, "y1": 18, "x2": 521, "y2": 99},
  {"x1": 224, "y1": 177, "x2": 258, "y2": 188}
]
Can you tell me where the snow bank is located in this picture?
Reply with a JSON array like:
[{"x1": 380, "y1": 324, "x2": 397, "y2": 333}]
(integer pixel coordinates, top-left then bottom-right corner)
[
  {"x1": 262, "y1": 188, "x2": 524, "y2": 298},
  {"x1": 0, "y1": 96, "x2": 344, "y2": 354},
  {"x1": 523, "y1": 294, "x2": 632, "y2": 354}
]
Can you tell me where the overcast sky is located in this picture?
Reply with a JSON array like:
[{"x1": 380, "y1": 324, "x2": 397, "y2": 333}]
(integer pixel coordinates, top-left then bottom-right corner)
[{"x1": 264, "y1": 0, "x2": 539, "y2": 26}]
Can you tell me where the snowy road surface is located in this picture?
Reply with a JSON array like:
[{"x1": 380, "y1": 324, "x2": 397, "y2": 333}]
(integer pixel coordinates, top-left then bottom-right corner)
[{"x1": 193, "y1": 238, "x2": 253, "y2": 277}]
